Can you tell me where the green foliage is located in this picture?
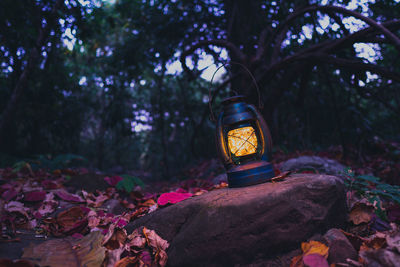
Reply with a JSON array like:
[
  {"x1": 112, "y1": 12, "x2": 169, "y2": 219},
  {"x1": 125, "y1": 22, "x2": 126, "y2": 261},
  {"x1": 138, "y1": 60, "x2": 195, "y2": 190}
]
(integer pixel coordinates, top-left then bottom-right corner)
[
  {"x1": 342, "y1": 168, "x2": 400, "y2": 205},
  {"x1": 116, "y1": 174, "x2": 145, "y2": 193}
]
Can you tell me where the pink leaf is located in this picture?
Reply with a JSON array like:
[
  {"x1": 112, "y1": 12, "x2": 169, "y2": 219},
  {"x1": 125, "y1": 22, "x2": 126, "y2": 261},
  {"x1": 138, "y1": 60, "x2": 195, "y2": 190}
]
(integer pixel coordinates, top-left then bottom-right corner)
[
  {"x1": 303, "y1": 254, "x2": 329, "y2": 267},
  {"x1": 25, "y1": 191, "x2": 46, "y2": 202},
  {"x1": 55, "y1": 189, "x2": 84, "y2": 202},
  {"x1": 157, "y1": 192, "x2": 193, "y2": 206},
  {"x1": 2, "y1": 189, "x2": 18, "y2": 201}
]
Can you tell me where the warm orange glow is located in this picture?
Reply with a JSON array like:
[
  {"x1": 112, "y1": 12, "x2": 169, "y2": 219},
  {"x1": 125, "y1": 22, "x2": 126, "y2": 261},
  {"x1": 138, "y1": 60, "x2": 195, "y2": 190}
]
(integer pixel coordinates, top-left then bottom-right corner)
[{"x1": 227, "y1": 126, "x2": 258, "y2": 157}]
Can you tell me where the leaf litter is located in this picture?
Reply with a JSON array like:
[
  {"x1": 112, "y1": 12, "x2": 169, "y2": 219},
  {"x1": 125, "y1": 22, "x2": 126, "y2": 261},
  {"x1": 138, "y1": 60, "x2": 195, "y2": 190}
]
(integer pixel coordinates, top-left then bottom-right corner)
[{"x1": 1, "y1": 147, "x2": 400, "y2": 266}]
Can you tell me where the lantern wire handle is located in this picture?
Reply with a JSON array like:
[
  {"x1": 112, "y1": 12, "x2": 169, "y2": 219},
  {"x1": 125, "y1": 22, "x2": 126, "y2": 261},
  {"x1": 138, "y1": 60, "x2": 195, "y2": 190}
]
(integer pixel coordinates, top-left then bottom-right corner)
[{"x1": 208, "y1": 61, "x2": 263, "y2": 122}]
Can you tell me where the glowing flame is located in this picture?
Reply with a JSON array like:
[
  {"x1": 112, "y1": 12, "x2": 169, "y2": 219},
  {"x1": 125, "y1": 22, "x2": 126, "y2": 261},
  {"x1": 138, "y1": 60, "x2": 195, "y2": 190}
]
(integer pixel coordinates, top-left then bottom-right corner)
[{"x1": 227, "y1": 126, "x2": 258, "y2": 157}]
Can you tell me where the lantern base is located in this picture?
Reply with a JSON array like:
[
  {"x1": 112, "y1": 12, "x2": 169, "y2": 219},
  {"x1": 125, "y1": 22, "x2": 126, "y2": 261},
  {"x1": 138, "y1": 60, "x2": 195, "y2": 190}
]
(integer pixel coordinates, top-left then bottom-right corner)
[{"x1": 227, "y1": 161, "x2": 275, "y2": 188}]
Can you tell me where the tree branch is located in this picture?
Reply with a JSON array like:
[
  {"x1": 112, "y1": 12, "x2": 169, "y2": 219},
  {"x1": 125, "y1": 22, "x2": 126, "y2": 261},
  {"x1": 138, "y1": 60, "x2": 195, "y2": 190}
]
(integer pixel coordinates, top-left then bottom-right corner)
[
  {"x1": 308, "y1": 54, "x2": 400, "y2": 82},
  {"x1": 180, "y1": 39, "x2": 246, "y2": 77},
  {"x1": 271, "y1": 5, "x2": 400, "y2": 62}
]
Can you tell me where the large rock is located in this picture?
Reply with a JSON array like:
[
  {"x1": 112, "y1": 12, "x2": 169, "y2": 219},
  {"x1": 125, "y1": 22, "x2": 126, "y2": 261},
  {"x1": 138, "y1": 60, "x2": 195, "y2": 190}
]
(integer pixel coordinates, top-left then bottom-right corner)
[
  {"x1": 126, "y1": 174, "x2": 347, "y2": 267},
  {"x1": 280, "y1": 156, "x2": 346, "y2": 175}
]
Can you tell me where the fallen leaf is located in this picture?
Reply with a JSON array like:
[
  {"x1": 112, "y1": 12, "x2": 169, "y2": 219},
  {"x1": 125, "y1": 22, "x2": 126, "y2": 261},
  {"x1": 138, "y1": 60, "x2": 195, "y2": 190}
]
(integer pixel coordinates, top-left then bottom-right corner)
[
  {"x1": 143, "y1": 227, "x2": 169, "y2": 266},
  {"x1": 22, "y1": 231, "x2": 105, "y2": 267},
  {"x1": 140, "y1": 250, "x2": 152, "y2": 266},
  {"x1": 103, "y1": 247, "x2": 126, "y2": 267},
  {"x1": 126, "y1": 229, "x2": 146, "y2": 249},
  {"x1": 301, "y1": 241, "x2": 329, "y2": 258},
  {"x1": 57, "y1": 206, "x2": 86, "y2": 229},
  {"x1": 55, "y1": 189, "x2": 84, "y2": 203},
  {"x1": 1, "y1": 189, "x2": 18, "y2": 201},
  {"x1": 34, "y1": 193, "x2": 58, "y2": 219},
  {"x1": 42, "y1": 206, "x2": 88, "y2": 236},
  {"x1": 87, "y1": 210, "x2": 101, "y2": 229},
  {"x1": 41, "y1": 179, "x2": 60, "y2": 189},
  {"x1": 103, "y1": 227, "x2": 127, "y2": 250},
  {"x1": 386, "y1": 224, "x2": 400, "y2": 253},
  {"x1": 157, "y1": 192, "x2": 192, "y2": 206},
  {"x1": 290, "y1": 254, "x2": 304, "y2": 267},
  {"x1": 82, "y1": 190, "x2": 109, "y2": 207},
  {"x1": 302, "y1": 253, "x2": 329, "y2": 267},
  {"x1": 114, "y1": 256, "x2": 139, "y2": 267},
  {"x1": 4, "y1": 201, "x2": 29, "y2": 218},
  {"x1": 24, "y1": 191, "x2": 46, "y2": 202},
  {"x1": 349, "y1": 202, "x2": 374, "y2": 225}
]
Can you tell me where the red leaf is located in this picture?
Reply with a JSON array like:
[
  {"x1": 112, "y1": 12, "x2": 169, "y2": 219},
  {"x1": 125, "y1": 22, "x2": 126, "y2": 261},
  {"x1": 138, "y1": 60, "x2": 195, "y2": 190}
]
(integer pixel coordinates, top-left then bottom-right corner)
[
  {"x1": 55, "y1": 190, "x2": 84, "y2": 203},
  {"x1": 303, "y1": 254, "x2": 329, "y2": 267},
  {"x1": 104, "y1": 175, "x2": 124, "y2": 187},
  {"x1": 25, "y1": 191, "x2": 46, "y2": 202},
  {"x1": 41, "y1": 179, "x2": 59, "y2": 189},
  {"x1": 157, "y1": 192, "x2": 193, "y2": 206}
]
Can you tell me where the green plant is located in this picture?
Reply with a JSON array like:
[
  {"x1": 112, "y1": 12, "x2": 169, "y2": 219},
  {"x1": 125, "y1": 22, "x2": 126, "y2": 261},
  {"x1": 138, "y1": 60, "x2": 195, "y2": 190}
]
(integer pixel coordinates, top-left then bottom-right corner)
[
  {"x1": 342, "y1": 168, "x2": 400, "y2": 205},
  {"x1": 116, "y1": 174, "x2": 145, "y2": 193}
]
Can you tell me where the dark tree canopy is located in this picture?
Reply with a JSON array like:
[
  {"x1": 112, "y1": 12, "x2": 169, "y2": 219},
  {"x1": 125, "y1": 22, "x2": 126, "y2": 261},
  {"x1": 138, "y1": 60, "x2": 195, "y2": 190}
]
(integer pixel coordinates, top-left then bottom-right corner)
[{"x1": 1, "y1": 0, "x2": 400, "y2": 177}]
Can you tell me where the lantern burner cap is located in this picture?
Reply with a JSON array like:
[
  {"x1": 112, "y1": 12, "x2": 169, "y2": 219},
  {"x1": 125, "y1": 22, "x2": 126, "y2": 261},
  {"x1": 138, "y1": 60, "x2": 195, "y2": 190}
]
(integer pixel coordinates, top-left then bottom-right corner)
[{"x1": 222, "y1": 95, "x2": 246, "y2": 105}]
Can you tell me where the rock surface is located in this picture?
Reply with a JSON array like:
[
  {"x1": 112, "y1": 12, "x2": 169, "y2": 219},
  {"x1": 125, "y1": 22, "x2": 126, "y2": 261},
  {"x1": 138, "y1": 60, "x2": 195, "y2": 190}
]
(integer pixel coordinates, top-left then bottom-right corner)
[
  {"x1": 126, "y1": 174, "x2": 347, "y2": 267},
  {"x1": 323, "y1": 228, "x2": 358, "y2": 264},
  {"x1": 280, "y1": 156, "x2": 346, "y2": 175}
]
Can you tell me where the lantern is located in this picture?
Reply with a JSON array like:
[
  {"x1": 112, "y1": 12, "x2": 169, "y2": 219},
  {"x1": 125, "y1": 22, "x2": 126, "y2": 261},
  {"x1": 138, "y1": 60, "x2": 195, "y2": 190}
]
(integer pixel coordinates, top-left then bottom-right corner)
[
  {"x1": 214, "y1": 95, "x2": 274, "y2": 187},
  {"x1": 208, "y1": 63, "x2": 274, "y2": 187}
]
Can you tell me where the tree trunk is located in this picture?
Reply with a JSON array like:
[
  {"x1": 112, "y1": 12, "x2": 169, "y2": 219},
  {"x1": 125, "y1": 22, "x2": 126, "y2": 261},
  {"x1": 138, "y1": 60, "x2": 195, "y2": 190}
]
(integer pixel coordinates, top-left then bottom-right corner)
[{"x1": 0, "y1": 0, "x2": 63, "y2": 152}]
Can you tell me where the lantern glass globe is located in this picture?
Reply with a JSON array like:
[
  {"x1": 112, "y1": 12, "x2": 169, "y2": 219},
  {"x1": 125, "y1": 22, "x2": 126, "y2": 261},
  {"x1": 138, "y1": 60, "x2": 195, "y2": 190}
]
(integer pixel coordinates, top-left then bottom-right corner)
[{"x1": 227, "y1": 126, "x2": 258, "y2": 157}]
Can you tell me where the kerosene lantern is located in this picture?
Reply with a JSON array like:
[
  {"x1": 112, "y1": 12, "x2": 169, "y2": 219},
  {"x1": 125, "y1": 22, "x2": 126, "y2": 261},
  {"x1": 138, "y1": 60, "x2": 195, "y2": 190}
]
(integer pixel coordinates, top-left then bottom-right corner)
[{"x1": 209, "y1": 65, "x2": 274, "y2": 187}]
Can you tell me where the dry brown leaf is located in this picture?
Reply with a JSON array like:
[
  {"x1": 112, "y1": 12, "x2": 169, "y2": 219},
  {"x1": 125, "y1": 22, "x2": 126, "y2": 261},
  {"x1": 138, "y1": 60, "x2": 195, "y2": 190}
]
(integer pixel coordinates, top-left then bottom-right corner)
[
  {"x1": 360, "y1": 233, "x2": 387, "y2": 252},
  {"x1": 114, "y1": 256, "x2": 139, "y2": 267},
  {"x1": 290, "y1": 254, "x2": 304, "y2": 267},
  {"x1": 349, "y1": 202, "x2": 374, "y2": 225},
  {"x1": 22, "y1": 231, "x2": 105, "y2": 267},
  {"x1": 301, "y1": 241, "x2": 329, "y2": 258},
  {"x1": 143, "y1": 227, "x2": 169, "y2": 251},
  {"x1": 143, "y1": 227, "x2": 169, "y2": 267},
  {"x1": 102, "y1": 247, "x2": 126, "y2": 267},
  {"x1": 103, "y1": 222, "x2": 127, "y2": 250},
  {"x1": 126, "y1": 229, "x2": 146, "y2": 249},
  {"x1": 386, "y1": 227, "x2": 400, "y2": 254},
  {"x1": 57, "y1": 206, "x2": 86, "y2": 229}
]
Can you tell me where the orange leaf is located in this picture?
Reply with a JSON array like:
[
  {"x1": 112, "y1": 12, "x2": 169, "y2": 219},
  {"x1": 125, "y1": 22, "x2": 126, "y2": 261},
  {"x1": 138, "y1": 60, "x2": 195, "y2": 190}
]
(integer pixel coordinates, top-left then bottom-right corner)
[{"x1": 301, "y1": 241, "x2": 329, "y2": 258}]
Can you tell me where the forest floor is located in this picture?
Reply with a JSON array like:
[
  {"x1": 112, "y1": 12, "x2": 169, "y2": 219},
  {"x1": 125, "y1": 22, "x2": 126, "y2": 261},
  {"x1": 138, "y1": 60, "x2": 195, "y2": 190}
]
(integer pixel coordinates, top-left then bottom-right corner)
[{"x1": 0, "y1": 141, "x2": 400, "y2": 266}]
